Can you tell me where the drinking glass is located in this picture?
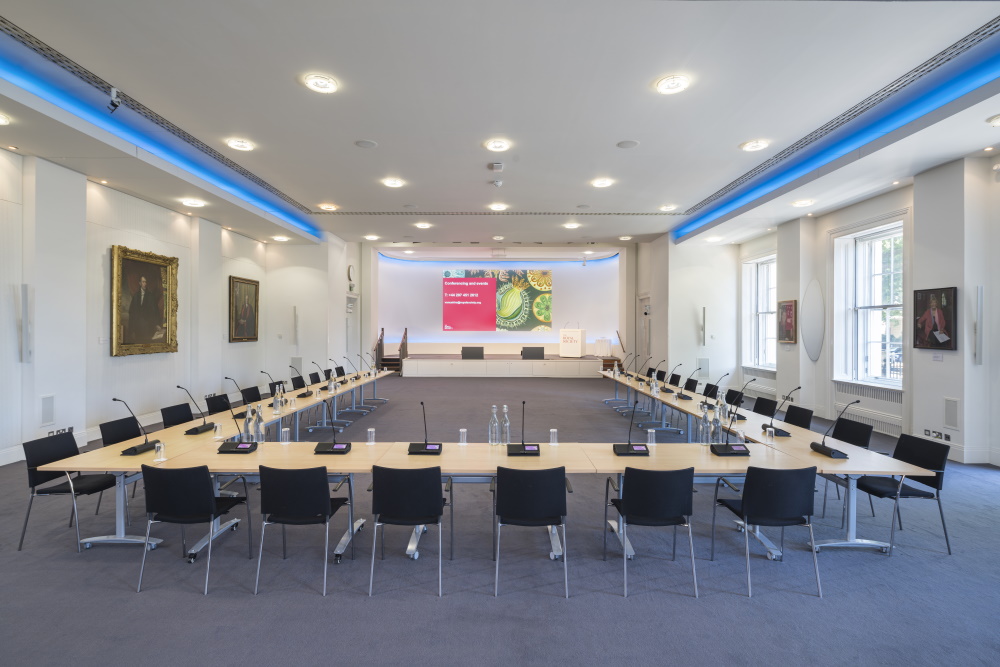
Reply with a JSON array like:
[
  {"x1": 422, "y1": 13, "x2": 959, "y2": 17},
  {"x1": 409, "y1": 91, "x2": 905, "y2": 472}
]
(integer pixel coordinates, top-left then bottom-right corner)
[
  {"x1": 458, "y1": 428, "x2": 467, "y2": 445},
  {"x1": 550, "y1": 429, "x2": 559, "y2": 446},
  {"x1": 281, "y1": 427, "x2": 291, "y2": 445},
  {"x1": 367, "y1": 427, "x2": 376, "y2": 445}
]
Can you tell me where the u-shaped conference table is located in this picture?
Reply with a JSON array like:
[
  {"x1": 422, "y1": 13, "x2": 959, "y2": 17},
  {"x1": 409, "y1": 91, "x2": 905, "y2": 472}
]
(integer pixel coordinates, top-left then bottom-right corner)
[{"x1": 39, "y1": 369, "x2": 929, "y2": 563}]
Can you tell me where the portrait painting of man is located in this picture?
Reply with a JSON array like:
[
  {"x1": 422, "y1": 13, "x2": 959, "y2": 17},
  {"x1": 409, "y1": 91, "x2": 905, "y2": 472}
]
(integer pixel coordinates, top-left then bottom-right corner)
[
  {"x1": 229, "y1": 276, "x2": 260, "y2": 342},
  {"x1": 111, "y1": 245, "x2": 178, "y2": 356}
]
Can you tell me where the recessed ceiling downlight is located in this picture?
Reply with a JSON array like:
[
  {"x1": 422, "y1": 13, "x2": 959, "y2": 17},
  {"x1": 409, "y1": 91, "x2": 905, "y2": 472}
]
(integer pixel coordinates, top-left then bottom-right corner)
[
  {"x1": 655, "y1": 75, "x2": 690, "y2": 95},
  {"x1": 563, "y1": 222, "x2": 581, "y2": 229},
  {"x1": 403, "y1": 250, "x2": 415, "y2": 254},
  {"x1": 591, "y1": 178, "x2": 614, "y2": 188},
  {"x1": 986, "y1": 114, "x2": 1000, "y2": 127},
  {"x1": 739, "y1": 139, "x2": 770, "y2": 152},
  {"x1": 619, "y1": 236, "x2": 632, "y2": 241},
  {"x1": 303, "y1": 74, "x2": 338, "y2": 93},
  {"x1": 488, "y1": 203, "x2": 509, "y2": 211},
  {"x1": 382, "y1": 178, "x2": 405, "y2": 188},
  {"x1": 485, "y1": 138, "x2": 511, "y2": 152},
  {"x1": 415, "y1": 222, "x2": 432, "y2": 229},
  {"x1": 272, "y1": 236, "x2": 289, "y2": 242},
  {"x1": 791, "y1": 199, "x2": 815, "y2": 207},
  {"x1": 492, "y1": 235, "x2": 505, "y2": 241},
  {"x1": 226, "y1": 138, "x2": 255, "y2": 151},
  {"x1": 318, "y1": 203, "x2": 339, "y2": 211},
  {"x1": 0, "y1": 113, "x2": 10, "y2": 125},
  {"x1": 364, "y1": 235, "x2": 379, "y2": 241},
  {"x1": 181, "y1": 198, "x2": 206, "y2": 207},
  {"x1": 659, "y1": 205, "x2": 677, "y2": 212}
]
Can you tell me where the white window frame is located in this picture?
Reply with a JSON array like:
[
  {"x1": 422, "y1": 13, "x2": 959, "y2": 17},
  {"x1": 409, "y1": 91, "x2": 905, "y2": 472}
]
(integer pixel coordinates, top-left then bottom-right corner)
[
  {"x1": 834, "y1": 221, "x2": 903, "y2": 387},
  {"x1": 741, "y1": 254, "x2": 777, "y2": 370}
]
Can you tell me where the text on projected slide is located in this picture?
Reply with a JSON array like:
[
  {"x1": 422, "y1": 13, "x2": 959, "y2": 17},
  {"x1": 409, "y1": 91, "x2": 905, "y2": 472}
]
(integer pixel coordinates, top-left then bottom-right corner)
[{"x1": 442, "y1": 269, "x2": 553, "y2": 332}]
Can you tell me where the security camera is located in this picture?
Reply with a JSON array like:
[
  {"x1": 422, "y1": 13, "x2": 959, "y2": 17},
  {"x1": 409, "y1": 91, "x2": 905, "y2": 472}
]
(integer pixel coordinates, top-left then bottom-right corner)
[{"x1": 107, "y1": 87, "x2": 122, "y2": 113}]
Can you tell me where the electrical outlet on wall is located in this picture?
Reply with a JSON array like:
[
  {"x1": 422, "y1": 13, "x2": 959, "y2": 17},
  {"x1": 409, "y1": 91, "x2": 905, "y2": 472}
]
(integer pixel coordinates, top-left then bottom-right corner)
[{"x1": 924, "y1": 429, "x2": 931, "y2": 436}]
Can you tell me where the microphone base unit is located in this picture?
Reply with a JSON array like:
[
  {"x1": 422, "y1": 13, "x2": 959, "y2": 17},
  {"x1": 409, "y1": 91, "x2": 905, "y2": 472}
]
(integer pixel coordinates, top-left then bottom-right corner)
[
  {"x1": 315, "y1": 442, "x2": 352, "y2": 454},
  {"x1": 810, "y1": 442, "x2": 849, "y2": 459},
  {"x1": 218, "y1": 441, "x2": 257, "y2": 454},
  {"x1": 234, "y1": 411, "x2": 247, "y2": 420},
  {"x1": 710, "y1": 443, "x2": 750, "y2": 457},
  {"x1": 185, "y1": 422, "x2": 215, "y2": 435},
  {"x1": 506, "y1": 444, "x2": 540, "y2": 456},
  {"x1": 676, "y1": 394, "x2": 694, "y2": 401},
  {"x1": 297, "y1": 391, "x2": 314, "y2": 399},
  {"x1": 761, "y1": 424, "x2": 791, "y2": 437},
  {"x1": 408, "y1": 442, "x2": 442, "y2": 455},
  {"x1": 120, "y1": 440, "x2": 160, "y2": 456},
  {"x1": 613, "y1": 444, "x2": 650, "y2": 456}
]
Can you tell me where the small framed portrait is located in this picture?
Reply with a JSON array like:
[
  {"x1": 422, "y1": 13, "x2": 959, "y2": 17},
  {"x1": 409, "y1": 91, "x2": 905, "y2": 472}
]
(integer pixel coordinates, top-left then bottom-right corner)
[
  {"x1": 777, "y1": 299, "x2": 797, "y2": 344},
  {"x1": 914, "y1": 287, "x2": 957, "y2": 350},
  {"x1": 111, "y1": 245, "x2": 178, "y2": 356},
  {"x1": 229, "y1": 276, "x2": 260, "y2": 342}
]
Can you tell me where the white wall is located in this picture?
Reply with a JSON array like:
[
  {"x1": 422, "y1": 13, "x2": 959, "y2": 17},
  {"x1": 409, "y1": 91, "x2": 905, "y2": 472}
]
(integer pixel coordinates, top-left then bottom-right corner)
[{"x1": 0, "y1": 149, "x2": 24, "y2": 464}]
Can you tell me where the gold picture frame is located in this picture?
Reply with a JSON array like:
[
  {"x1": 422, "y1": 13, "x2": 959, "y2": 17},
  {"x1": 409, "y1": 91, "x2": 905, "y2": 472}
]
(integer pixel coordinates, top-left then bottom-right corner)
[
  {"x1": 111, "y1": 245, "x2": 178, "y2": 356},
  {"x1": 229, "y1": 276, "x2": 260, "y2": 342}
]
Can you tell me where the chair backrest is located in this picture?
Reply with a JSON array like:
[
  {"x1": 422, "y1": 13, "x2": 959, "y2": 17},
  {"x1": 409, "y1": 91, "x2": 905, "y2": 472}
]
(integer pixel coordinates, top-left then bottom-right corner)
[
  {"x1": 371, "y1": 466, "x2": 444, "y2": 519},
  {"x1": 725, "y1": 389, "x2": 744, "y2": 407},
  {"x1": 751, "y1": 397, "x2": 777, "y2": 417},
  {"x1": 892, "y1": 434, "x2": 949, "y2": 490},
  {"x1": 335, "y1": 366, "x2": 346, "y2": 378},
  {"x1": 703, "y1": 383, "x2": 718, "y2": 400},
  {"x1": 831, "y1": 417, "x2": 873, "y2": 449},
  {"x1": 324, "y1": 369, "x2": 333, "y2": 380},
  {"x1": 205, "y1": 394, "x2": 232, "y2": 416},
  {"x1": 741, "y1": 466, "x2": 817, "y2": 523},
  {"x1": 99, "y1": 416, "x2": 142, "y2": 446},
  {"x1": 268, "y1": 381, "x2": 283, "y2": 398},
  {"x1": 495, "y1": 466, "x2": 567, "y2": 520},
  {"x1": 645, "y1": 367, "x2": 656, "y2": 378},
  {"x1": 23, "y1": 432, "x2": 80, "y2": 488},
  {"x1": 309, "y1": 372, "x2": 321, "y2": 385},
  {"x1": 668, "y1": 373, "x2": 681, "y2": 386},
  {"x1": 241, "y1": 386, "x2": 262, "y2": 404},
  {"x1": 621, "y1": 467, "x2": 694, "y2": 519},
  {"x1": 655, "y1": 370, "x2": 666, "y2": 382},
  {"x1": 259, "y1": 466, "x2": 333, "y2": 519},
  {"x1": 291, "y1": 376, "x2": 306, "y2": 390},
  {"x1": 160, "y1": 403, "x2": 194, "y2": 428},
  {"x1": 141, "y1": 465, "x2": 216, "y2": 518},
  {"x1": 683, "y1": 378, "x2": 699, "y2": 392},
  {"x1": 783, "y1": 404, "x2": 813, "y2": 429}
]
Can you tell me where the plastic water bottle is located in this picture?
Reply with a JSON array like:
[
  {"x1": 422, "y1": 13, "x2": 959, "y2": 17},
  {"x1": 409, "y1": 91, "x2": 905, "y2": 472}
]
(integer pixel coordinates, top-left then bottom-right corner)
[
  {"x1": 613, "y1": 362, "x2": 620, "y2": 379},
  {"x1": 699, "y1": 408, "x2": 711, "y2": 445},
  {"x1": 651, "y1": 377, "x2": 659, "y2": 396},
  {"x1": 254, "y1": 404, "x2": 265, "y2": 442},
  {"x1": 488, "y1": 405, "x2": 501, "y2": 445},
  {"x1": 243, "y1": 408, "x2": 254, "y2": 442},
  {"x1": 500, "y1": 404, "x2": 512, "y2": 445},
  {"x1": 711, "y1": 409, "x2": 722, "y2": 444}
]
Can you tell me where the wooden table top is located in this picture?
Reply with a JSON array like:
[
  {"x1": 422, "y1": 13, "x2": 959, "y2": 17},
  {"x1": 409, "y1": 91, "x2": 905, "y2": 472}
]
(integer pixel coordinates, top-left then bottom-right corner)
[
  {"x1": 156, "y1": 441, "x2": 395, "y2": 474},
  {"x1": 580, "y1": 441, "x2": 810, "y2": 475}
]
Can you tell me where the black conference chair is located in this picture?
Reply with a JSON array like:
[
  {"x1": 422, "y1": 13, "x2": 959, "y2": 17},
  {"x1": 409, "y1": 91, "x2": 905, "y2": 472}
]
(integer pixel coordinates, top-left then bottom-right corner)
[
  {"x1": 725, "y1": 389, "x2": 745, "y2": 408},
  {"x1": 241, "y1": 386, "x2": 262, "y2": 405},
  {"x1": 100, "y1": 415, "x2": 142, "y2": 445},
  {"x1": 751, "y1": 397, "x2": 777, "y2": 417},
  {"x1": 822, "y1": 417, "x2": 874, "y2": 518},
  {"x1": 494, "y1": 466, "x2": 570, "y2": 598},
  {"x1": 856, "y1": 435, "x2": 951, "y2": 556},
  {"x1": 255, "y1": 466, "x2": 349, "y2": 596},
  {"x1": 335, "y1": 366, "x2": 346, "y2": 379},
  {"x1": 309, "y1": 372, "x2": 321, "y2": 385},
  {"x1": 268, "y1": 381, "x2": 284, "y2": 399},
  {"x1": 783, "y1": 404, "x2": 813, "y2": 429},
  {"x1": 645, "y1": 367, "x2": 656, "y2": 378},
  {"x1": 668, "y1": 373, "x2": 681, "y2": 387},
  {"x1": 655, "y1": 370, "x2": 667, "y2": 383},
  {"x1": 291, "y1": 376, "x2": 306, "y2": 390},
  {"x1": 711, "y1": 466, "x2": 822, "y2": 598},
  {"x1": 160, "y1": 403, "x2": 194, "y2": 428},
  {"x1": 703, "y1": 383, "x2": 719, "y2": 400},
  {"x1": 324, "y1": 369, "x2": 333, "y2": 381},
  {"x1": 18, "y1": 433, "x2": 116, "y2": 552},
  {"x1": 604, "y1": 467, "x2": 697, "y2": 598},
  {"x1": 205, "y1": 394, "x2": 233, "y2": 416},
  {"x1": 369, "y1": 466, "x2": 445, "y2": 597},
  {"x1": 683, "y1": 378, "x2": 699, "y2": 393},
  {"x1": 137, "y1": 464, "x2": 252, "y2": 595}
]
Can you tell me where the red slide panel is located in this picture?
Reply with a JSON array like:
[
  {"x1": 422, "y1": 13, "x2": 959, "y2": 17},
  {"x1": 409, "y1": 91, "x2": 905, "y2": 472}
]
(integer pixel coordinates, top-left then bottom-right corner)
[{"x1": 443, "y1": 277, "x2": 496, "y2": 331}]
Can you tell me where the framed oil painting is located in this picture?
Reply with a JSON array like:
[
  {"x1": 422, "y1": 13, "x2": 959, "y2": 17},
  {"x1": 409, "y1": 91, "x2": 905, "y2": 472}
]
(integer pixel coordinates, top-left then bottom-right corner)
[
  {"x1": 777, "y1": 299, "x2": 797, "y2": 344},
  {"x1": 229, "y1": 276, "x2": 259, "y2": 342},
  {"x1": 111, "y1": 245, "x2": 178, "y2": 356},
  {"x1": 914, "y1": 287, "x2": 957, "y2": 350}
]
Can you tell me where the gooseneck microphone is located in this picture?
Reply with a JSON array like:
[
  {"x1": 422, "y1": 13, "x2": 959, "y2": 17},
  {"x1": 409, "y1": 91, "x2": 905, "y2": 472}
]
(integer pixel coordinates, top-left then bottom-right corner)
[
  {"x1": 677, "y1": 368, "x2": 701, "y2": 400},
  {"x1": 638, "y1": 356, "x2": 654, "y2": 379},
  {"x1": 421, "y1": 401, "x2": 429, "y2": 444},
  {"x1": 615, "y1": 400, "x2": 640, "y2": 446},
  {"x1": 365, "y1": 352, "x2": 379, "y2": 371},
  {"x1": 661, "y1": 363, "x2": 682, "y2": 394},
  {"x1": 763, "y1": 386, "x2": 801, "y2": 437},
  {"x1": 176, "y1": 385, "x2": 215, "y2": 434},
  {"x1": 289, "y1": 365, "x2": 303, "y2": 379},
  {"x1": 817, "y1": 400, "x2": 861, "y2": 447},
  {"x1": 261, "y1": 370, "x2": 275, "y2": 385},
  {"x1": 312, "y1": 361, "x2": 326, "y2": 382},
  {"x1": 112, "y1": 398, "x2": 160, "y2": 449},
  {"x1": 619, "y1": 352, "x2": 634, "y2": 374},
  {"x1": 225, "y1": 376, "x2": 243, "y2": 395},
  {"x1": 728, "y1": 378, "x2": 755, "y2": 421},
  {"x1": 810, "y1": 400, "x2": 860, "y2": 458},
  {"x1": 652, "y1": 359, "x2": 667, "y2": 376},
  {"x1": 290, "y1": 364, "x2": 313, "y2": 398},
  {"x1": 343, "y1": 356, "x2": 360, "y2": 376},
  {"x1": 358, "y1": 353, "x2": 371, "y2": 375},
  {"x1": 710, "y1": 372, "x2": 730, "y2": 401},
  {"x1": 520, "y1": 400, "x2": 535, "y2": 446}
]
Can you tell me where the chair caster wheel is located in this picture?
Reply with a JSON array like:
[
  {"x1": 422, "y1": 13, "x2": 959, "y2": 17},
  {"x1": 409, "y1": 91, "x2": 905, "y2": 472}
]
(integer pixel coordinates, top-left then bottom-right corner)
[
  {"x1": 334, "y1": 554, "x2": 342, "y2": 564},
  {"x1": 627, "y1": 555, "x2": 634, "y2": 561},
  {"x1": 147, "y1": 543, "x2": 157, "y2": 551},
  {"x1": 83, "y1": 542, "x2": 92, "y2": 549},
  {"x1": 422, "y1": 527, "x2": 428, "y2": 534},
  {"x1": 230, "y1": 524, "x2": 239, "y2": 531},
  {"x1": 550, "y1": 552, "x2": 563, "y2": 561},
  {"x1": 410, "y1": 551, "x2": 419, "y2": 560},
  {"x1": 187, "y1": 554, "x2": 197, "y2": 563}
]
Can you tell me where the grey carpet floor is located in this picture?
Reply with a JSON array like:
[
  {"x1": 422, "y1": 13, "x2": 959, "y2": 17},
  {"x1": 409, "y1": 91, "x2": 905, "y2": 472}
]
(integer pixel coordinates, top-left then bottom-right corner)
[{"x1": 1, "y1": 376, "x2": 997, "y2": 666}]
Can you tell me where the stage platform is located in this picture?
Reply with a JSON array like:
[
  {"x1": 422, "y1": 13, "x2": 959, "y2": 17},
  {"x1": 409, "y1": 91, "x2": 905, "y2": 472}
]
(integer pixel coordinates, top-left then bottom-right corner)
[{"x1": 403, "y1": 353, "x2": 603, "y2": 378}]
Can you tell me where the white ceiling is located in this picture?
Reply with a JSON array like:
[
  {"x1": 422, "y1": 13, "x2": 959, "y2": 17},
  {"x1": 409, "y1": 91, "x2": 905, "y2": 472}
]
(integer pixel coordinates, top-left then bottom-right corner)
[{"x1": 1, "y1": 1, "x2": 999, "y2": 246}]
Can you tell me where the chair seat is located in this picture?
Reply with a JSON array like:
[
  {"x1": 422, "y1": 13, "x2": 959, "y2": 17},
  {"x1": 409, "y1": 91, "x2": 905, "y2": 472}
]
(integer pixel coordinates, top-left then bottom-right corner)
[
  {"x1": 378, "y1": 514, "x2": 441, "y2": 526},
  {"x1": 610, "y1": 498, "x2": 685, "y2": 527},
  {"x1": 717, "y1": 498, "x2": 806, "y2": 527},
  {"x1": 857, "y1": 476, "x2": 935, "y2": 499},
  {"x1": 498, "y1": 515, "x2": 563, "y2": 527},
  {"x1": 266, "y1": 498, "x2": 348, "y2": 525},
  {"x1": 154, "y1": 496, "x2": 247, "y2": 524},
  {"x1": 36, "y1": 473, "x2": 116, "y2": 496}
]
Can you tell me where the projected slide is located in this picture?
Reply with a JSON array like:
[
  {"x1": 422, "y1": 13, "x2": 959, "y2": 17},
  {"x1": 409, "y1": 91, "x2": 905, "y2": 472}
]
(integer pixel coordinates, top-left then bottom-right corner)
[{"x1": 443, "y1": 269, "x2": 552, "y2": 331}]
